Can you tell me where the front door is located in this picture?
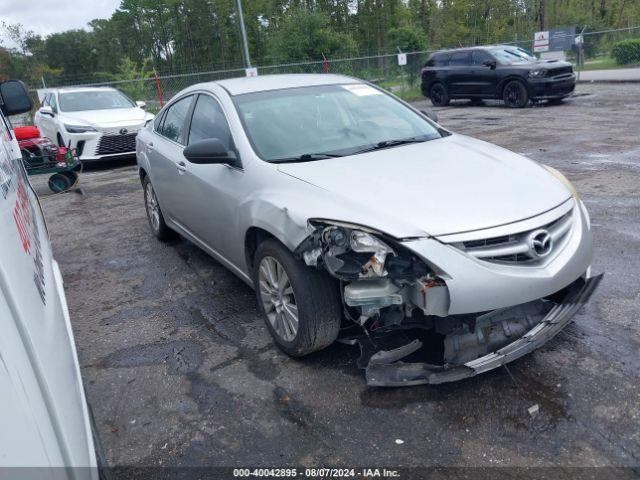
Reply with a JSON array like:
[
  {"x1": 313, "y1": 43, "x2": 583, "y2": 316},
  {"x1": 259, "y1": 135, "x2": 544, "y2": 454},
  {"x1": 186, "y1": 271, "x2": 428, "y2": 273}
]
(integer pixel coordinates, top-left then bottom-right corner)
[{"x1": 175, "y1": 93, "x2": 241, "y2": 257}]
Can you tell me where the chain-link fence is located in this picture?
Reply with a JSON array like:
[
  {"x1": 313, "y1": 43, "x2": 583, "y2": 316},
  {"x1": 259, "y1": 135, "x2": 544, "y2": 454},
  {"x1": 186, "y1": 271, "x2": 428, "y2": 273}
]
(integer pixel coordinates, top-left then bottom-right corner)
[{"x1": 31, "y1": 25, "x2": 640, "y2": 112}]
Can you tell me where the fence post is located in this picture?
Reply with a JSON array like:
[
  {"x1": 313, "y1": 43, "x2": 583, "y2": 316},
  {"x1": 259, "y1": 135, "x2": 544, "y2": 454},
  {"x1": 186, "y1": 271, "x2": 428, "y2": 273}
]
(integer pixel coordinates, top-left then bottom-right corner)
[
  {"x1": 322, "y1": 53, "x2": 329, "y2": 73},
  {"x1": 153, "y1": 69, "x2": 165, "y2": 107}
]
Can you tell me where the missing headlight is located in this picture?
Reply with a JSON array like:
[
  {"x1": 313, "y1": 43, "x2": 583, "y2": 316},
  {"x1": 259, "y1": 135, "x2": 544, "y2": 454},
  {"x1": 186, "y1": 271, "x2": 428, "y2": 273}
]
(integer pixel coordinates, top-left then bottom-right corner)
[{"x1": 296, "y1": 221, "x2": 431, "y2": 282}]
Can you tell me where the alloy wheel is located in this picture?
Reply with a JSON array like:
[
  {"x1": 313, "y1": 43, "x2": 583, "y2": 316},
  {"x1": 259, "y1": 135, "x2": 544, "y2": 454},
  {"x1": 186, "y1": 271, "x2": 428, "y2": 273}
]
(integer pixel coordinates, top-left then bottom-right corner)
[
  {"x1": 504, "y1": 82, "x2": 525, "y2": 107},
  {"x1": 145, "y1": 182, "x2": 160, "y2": 233},
  {"x1": 431, "y1": 85, "x2": 445, "y2": 105},
  {"x1": 258, "y1": 256, "x2": 299, "y2": 342}
]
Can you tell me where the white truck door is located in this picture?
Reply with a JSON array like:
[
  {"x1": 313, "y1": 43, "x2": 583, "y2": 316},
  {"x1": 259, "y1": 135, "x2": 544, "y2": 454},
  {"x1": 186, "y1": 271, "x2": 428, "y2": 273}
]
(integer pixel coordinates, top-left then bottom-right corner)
[{"x1": 0, "y1": 106, "x2": 97, "y2": 474}]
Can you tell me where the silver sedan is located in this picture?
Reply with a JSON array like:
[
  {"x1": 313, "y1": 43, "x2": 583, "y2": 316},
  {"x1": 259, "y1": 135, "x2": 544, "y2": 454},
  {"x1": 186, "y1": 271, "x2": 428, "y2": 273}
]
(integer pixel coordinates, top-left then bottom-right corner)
[{"x1": 136, "y1": 74, "x2": 601, "y2": 386}]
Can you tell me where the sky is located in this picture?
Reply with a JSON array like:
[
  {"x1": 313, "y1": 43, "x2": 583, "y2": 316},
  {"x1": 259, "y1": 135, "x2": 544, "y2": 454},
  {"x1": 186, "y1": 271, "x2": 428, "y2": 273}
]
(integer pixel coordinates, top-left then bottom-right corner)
[{"x1": 0, "y1": 0, "x2": 121, "y2": 47}]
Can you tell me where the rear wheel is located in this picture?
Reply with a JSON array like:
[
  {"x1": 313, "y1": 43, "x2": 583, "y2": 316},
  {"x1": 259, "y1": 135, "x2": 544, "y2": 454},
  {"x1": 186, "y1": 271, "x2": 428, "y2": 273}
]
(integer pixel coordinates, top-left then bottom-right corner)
[
  {"x1": 143, "y1": 176, "x2": 174, "y2": 241},
  {"x1": 502, "y1": 80, "x2": 529, "y2": 108},
  {"x1": 253, "y1": 238, "x2": 341, "y2": 357},
  {"x1": 429, "y1": 83, "x2": 450, "y2": 107}
]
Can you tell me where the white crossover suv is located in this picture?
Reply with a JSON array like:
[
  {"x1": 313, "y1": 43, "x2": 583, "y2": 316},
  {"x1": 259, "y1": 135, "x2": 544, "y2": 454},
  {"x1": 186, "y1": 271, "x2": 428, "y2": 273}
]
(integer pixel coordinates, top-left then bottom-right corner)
[{"x1": 35, "y1": 86, "x2": 154, "y2": 162}]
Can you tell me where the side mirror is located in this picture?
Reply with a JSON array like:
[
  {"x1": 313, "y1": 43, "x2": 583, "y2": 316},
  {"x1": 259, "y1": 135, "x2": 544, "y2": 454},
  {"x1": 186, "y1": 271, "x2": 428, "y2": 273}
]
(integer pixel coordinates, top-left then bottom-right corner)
[
  {"x1": 40, "y1": 105, "x2": 55, "y2": 117},
  {"x1": 136, "y1": 100, "x2": 146, "y2": 109},
  {"x1": 420, "y1": 108, "x2": 438, "y2": 123},
  {"x1": 0, "y1": 80, "x2": 33, "y2": 116},
  {"x1": 483, "y1": 59, "x2": 497, "y2": 69},
  {"x1": 183, "y1": 138, "x2": 239, "y2": 166}
]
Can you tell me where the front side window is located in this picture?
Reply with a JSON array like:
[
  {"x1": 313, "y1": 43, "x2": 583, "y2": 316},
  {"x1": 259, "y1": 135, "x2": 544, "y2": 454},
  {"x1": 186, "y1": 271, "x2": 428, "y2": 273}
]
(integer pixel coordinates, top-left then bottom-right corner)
[
  {"x1": 50, "y1": 94, "x2": 58, "y2": 113},
  {"x1": 58, "y1": 90, "x2": 134, "y2": 112},
  {"x1": 490, "y1": 48, "x2": 535, "y2": 65},
  {"x1": 233, "y1": 84, "x2": 443, "y2": 162},
  {"x1": 472, "y1": 50, "x2": 494, "y2": 65},
  {"x1": 159, "y1": 95, "x2": 193, "y2": 144},
  {"x1": 188, "y1": 95, "x2": 232, "y2": 150}
]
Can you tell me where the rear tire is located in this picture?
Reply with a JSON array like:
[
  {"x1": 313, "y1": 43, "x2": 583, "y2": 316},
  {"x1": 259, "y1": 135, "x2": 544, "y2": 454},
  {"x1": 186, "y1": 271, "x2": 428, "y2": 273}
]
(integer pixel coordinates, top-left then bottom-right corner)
[
  {"x1": 142, "y1": 176, "x2": 175, "y2": 241},
  {"x1": 429, "y1": 83, "x2": 450, "y2": 107},
  {"x1": 253, "y1": 238, "x2": 341, "y2": 357},
  {"x1": 502, "y1": 80, "x2": 529, "y2": 108}
]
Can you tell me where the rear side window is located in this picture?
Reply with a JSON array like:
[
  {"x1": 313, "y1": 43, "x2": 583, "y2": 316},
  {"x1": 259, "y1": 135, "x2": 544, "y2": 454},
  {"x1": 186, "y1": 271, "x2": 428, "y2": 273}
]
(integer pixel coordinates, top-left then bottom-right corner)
[
  {"x1": 159, "y1": 95, "x2": 193, "y2": 144},
  {"x1": 187, "y1": 95, "x2": 233, "y2": 149},
  {"x1": 427, "y1": 53, "x2": 450, "y2": 67},
  {"x1": 449, "y1": 52, "x2": 471, "y2": 66}
]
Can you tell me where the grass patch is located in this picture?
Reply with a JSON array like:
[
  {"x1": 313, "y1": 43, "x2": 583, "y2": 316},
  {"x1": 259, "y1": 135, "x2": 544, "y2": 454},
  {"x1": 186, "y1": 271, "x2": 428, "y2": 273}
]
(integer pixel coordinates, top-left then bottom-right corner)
[{"x1": 577, "y1": 55, "x2": 640, "y2": 71}]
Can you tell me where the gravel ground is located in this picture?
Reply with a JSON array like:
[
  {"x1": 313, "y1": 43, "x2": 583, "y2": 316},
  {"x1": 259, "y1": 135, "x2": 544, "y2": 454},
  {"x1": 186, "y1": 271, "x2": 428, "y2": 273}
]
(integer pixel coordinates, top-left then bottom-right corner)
[{"x1": 37, "y1": 83, "x2": 640, "y2": 475}]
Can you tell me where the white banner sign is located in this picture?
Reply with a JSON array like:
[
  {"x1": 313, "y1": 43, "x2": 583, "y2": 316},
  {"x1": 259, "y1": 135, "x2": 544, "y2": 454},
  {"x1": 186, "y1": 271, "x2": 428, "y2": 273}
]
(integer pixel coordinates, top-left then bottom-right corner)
[
  {"x1": 534, "y1": 31, "x2": 550, "y2": 52},
  {"x1": 397, "y1": 53, "x2": 407, "y2": 66},
  {"x1": 245, "y1": 67, "x2": 258, "y2": 77}
]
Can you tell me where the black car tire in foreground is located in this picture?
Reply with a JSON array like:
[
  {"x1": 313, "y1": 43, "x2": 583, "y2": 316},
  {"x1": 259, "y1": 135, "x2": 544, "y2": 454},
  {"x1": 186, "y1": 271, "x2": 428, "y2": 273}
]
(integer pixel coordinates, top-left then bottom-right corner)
[{"x1": 421, "y1": 45, "x2": 576, "y2": 108}]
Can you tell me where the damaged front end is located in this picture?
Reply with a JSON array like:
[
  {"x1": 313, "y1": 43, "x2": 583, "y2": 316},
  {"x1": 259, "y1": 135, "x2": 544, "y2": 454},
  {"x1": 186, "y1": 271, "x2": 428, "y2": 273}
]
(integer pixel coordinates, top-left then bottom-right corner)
[{"x1": 295, "y1": 220, "x2": 603, "y2": 387}]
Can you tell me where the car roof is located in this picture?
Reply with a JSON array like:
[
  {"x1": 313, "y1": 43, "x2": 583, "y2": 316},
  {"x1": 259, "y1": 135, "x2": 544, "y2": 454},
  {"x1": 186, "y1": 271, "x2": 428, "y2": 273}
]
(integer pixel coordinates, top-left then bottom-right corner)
[
  {"x1": 214, "y1": 74, "x2": 361, "y2": 96},
  {"x1": 430, "y1": 45, "x2": 519, "y2": 56},
  {"x1": 54, "y1": 87, "x2": 118, "y2": 94}
]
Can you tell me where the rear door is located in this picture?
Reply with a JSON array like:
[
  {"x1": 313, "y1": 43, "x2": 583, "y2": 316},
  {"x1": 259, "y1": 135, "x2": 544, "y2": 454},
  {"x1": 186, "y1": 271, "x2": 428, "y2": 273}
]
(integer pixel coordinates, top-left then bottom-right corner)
[
  {"x1": 147, "y1": 94, "x2": 195, "y2": 225},
  {"x1": 447, "y1": 51, "x2": 472, "y2": 96}
]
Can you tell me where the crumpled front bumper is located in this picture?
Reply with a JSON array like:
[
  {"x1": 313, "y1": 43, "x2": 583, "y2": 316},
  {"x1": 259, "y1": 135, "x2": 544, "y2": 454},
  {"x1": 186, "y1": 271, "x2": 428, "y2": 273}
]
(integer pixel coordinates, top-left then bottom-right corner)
[{"x1": 366, "y1": 273, "x2": 603, "y2": 387}]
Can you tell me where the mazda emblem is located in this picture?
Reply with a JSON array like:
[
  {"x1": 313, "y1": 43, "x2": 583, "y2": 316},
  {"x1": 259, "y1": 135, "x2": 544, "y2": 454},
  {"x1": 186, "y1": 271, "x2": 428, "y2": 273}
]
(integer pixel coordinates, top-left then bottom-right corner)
[
  {"x1": 529, "y1": 229, "x2": 553, "y2": 258},
  {"x1": 119, "y1": 128, "x2": 128, "y2": 135}
]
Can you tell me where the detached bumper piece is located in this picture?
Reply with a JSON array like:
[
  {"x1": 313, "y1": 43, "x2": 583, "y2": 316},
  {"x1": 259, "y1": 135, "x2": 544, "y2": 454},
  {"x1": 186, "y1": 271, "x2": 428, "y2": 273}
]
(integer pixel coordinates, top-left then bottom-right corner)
[{"x1": 365, "y1": 274, "x2": 603, "y2": 387}]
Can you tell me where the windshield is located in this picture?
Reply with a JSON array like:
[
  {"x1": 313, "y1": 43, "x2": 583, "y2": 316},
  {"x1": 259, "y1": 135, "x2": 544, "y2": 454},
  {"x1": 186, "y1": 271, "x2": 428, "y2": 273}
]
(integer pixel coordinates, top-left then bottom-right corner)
[
  {"x1": 490, "y1": 47, "x2": 536, "y2": 65},
  {"x1": 233, "y1": 84, "x2": 443, "y2": 162},
  {"x1": 59, "y1": 90, "x2": 135, "y2": 112}
]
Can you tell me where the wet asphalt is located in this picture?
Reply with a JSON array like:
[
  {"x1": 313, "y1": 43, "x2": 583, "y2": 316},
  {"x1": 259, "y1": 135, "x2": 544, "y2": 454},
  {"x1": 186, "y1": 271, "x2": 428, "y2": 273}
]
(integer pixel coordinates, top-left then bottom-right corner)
[{"x1": 38, "y1": 83, "x2": 639, "y2": 473}]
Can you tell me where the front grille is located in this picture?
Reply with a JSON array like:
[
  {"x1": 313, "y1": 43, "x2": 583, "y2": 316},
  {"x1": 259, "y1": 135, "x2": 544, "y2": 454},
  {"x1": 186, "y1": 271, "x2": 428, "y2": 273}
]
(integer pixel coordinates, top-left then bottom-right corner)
[
  {"x1": 459, "y1": 210, "x2": 574, "y2": 265},
  {"x1": 550, "y1": 66, "x2": 573, "y2": 77},
  {"x1": 96, "y1": 132, "x2": 137, "y2": 156}
]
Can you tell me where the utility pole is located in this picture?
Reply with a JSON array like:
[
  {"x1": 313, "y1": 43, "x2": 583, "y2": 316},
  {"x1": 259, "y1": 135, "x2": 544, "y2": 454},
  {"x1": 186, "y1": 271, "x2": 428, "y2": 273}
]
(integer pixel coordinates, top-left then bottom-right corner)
[{"x1": 236, "y1": 0, "x2": 252, "y2": 68}]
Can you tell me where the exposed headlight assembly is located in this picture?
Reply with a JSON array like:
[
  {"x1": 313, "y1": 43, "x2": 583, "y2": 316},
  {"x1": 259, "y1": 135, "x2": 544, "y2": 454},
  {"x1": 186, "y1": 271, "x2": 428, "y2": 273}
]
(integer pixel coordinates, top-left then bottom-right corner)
[
  {"x1": 297, "y1": 220, "x2": 430, "y2": 281},
  {"x1": 64, "y1": 124, "x2": 98, "y2": 133},
  {"x1": 529, "y1": 68, "x2": 548, "y2": 78}
]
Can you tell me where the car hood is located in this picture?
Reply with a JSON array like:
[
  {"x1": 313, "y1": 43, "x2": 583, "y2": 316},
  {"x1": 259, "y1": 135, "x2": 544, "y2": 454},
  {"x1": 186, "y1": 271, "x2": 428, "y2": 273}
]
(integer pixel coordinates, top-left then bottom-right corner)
[
  {"x1": 277, "y1": 134, "x2": 571, "y2": 237},
  {"x1": 61, "y1": 108, "x2": 149, "y2": 128}
]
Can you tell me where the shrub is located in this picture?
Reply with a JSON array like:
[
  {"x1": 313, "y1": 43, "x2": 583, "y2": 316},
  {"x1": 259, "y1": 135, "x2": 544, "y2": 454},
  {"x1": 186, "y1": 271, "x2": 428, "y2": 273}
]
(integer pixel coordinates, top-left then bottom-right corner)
[{"x1": 611, "y1": 38, "x2": 640, "y2": 65}]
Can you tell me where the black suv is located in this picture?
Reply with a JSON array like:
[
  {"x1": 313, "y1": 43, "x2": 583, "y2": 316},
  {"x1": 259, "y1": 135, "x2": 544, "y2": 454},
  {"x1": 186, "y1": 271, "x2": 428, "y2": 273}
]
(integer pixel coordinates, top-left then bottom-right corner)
[{"x1": 421, "y1": 45, "x2": 575, "y2": 108}]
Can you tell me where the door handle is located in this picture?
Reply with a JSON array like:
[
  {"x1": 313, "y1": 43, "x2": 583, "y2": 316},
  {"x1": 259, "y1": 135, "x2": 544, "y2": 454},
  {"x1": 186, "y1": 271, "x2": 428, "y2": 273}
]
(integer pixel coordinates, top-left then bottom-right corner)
[
  {"x1": 176, "y1": 161, "x2": 187, "y2": 173},
  {"x1": 146, "y1": 142, "x2": 154, "y2": 151}
]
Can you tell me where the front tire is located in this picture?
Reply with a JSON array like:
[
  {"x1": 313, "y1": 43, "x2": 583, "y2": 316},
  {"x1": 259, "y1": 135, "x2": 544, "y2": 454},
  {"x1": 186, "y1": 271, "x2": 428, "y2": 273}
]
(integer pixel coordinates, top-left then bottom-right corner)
[
  {"x1": 143, "y1": 176, "x2": 174, "y2": 241},
  {"x1": 253, "y1": 238, "x2": 341, "y2": 357},
  {"x1": 429, "y1": 82, "x2": 450, "y2": 107},
  {"x1": 503, "y1": 80, "x2": 529, "y2": 108}
]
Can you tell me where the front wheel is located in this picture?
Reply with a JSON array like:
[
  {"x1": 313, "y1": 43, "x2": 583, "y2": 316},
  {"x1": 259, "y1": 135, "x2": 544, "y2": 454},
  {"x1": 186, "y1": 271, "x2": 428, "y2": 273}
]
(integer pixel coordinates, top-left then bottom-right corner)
[
  {"x1": 503, "y1": 80, "x2": 529, "y2": 108},
  {"x1": 253, "y1": 238, "x2": 341, "y2": 357}
]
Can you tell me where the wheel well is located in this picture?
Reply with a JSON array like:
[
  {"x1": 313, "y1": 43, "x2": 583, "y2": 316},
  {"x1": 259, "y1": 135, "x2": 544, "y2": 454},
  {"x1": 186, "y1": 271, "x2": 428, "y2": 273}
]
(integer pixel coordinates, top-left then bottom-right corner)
[
  {"x1": 244, "y1": 227, "x2": 277, "y2": 272},
  {"x1": 498, "y1": 76, "x2": 529, "y2": 97}
]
